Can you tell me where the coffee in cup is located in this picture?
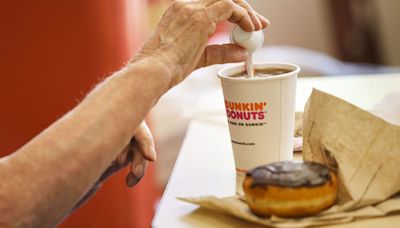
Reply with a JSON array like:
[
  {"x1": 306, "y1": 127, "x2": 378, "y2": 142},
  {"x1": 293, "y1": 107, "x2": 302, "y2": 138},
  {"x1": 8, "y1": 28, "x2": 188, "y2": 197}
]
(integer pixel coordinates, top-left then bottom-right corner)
[{"x1": 230, "y1": 67, "x2": 293, "y2": 79}]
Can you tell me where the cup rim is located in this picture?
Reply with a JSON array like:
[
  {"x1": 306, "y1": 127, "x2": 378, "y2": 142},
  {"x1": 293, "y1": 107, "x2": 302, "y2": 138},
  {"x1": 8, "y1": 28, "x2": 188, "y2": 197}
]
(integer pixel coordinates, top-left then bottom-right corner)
[{"x1": 218, "y1": 62, "x2": 300, "y2": 82}]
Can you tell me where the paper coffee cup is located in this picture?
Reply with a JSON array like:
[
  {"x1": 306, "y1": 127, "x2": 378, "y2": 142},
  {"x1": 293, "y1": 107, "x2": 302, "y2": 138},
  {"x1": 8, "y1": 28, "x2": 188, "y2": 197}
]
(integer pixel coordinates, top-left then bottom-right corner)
[{"x1": 218, "y1": 62, "x2": 300, "y2": 195}]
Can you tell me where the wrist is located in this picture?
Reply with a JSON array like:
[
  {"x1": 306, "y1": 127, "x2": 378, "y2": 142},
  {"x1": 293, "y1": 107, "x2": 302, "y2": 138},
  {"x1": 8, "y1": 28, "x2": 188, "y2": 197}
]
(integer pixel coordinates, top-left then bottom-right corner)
[{"x1": 125, "y1": 56, "x2": 173, "y2": 103}]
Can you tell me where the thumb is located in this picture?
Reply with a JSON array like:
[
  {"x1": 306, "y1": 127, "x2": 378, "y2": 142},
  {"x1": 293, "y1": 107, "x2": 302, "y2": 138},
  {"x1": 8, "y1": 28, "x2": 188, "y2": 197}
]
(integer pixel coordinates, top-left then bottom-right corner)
[{"x1": 196, "y1": 44, "x2": 248, "y2": 69}]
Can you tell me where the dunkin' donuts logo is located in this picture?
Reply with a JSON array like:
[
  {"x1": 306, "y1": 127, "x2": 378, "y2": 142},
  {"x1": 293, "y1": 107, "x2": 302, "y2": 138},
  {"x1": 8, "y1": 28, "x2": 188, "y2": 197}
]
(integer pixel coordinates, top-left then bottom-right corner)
[{"x1": 225, "y1": 100, "x2": 267, "y2": 121}]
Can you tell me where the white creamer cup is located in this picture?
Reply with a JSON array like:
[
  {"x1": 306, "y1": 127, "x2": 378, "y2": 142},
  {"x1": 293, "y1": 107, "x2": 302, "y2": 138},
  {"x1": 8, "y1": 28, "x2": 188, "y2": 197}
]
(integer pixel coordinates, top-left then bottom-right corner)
[{"x1": 218, "y1": 62, "x2": 300, "y2": 195}]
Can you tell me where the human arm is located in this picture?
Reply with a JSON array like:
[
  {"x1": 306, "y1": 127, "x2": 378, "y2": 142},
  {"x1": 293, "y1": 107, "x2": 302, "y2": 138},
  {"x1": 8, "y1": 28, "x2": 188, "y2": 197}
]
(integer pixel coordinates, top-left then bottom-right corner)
[
  {"x1": 71, "y1": 121, "x2": 155, "y2": 211},
  {"x1": 0, "y1": 0, "x2": 268, "y2": 227},
  {"x1": 0, "y1": 60, "x2": 166, "y2": 227}
]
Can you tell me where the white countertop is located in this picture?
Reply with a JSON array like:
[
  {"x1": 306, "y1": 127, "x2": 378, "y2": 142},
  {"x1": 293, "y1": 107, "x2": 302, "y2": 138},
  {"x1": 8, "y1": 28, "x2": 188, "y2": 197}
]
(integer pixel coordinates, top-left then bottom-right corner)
[{"x1": 153, "y1": 73, "x2": 400, "y2": 228}]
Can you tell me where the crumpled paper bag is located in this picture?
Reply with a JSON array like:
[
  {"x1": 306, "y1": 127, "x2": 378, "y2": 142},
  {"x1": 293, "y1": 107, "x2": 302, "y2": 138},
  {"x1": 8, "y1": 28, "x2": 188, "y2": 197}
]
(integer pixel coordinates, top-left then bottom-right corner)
[
  {"x1": 295, "y1": 112, "x2": 304, "y2": 137},
  {"x1": 179, "y1": 195, "x2": 400, "y2": 228},
  {"x1": 179, "y1": 89, "x2": 400, "y2": 227},
  {"x1": 303, "y1": 89, "x2": 400, "y2": 210}
]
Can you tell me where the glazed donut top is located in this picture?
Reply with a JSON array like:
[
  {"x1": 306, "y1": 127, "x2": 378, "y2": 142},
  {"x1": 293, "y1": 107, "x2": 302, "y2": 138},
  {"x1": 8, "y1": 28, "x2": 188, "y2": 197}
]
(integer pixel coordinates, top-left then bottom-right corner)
[{"x1": 246, "y1": 161, "x2": 331, "y2": 188}]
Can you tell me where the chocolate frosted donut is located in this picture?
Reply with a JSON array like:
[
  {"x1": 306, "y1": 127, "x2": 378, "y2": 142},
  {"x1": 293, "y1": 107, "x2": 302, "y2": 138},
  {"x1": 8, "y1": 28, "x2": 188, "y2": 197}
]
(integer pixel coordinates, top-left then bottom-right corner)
[
  {"x1": 249, "y1": 161, "x2": 331, "y2": 188},
  {"x1": 243, "y1": 161, "x2": 338, "y2": 218}
]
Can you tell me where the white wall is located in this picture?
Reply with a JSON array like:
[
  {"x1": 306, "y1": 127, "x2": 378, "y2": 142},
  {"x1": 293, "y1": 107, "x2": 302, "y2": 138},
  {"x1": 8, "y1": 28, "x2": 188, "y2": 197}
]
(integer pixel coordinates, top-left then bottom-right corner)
[
  {"x1": 248, "y1": 0, "x2": 337, "y2": 57},
  {"x1": 249, "y1": 0, "x2": 400, "y2": 66}
]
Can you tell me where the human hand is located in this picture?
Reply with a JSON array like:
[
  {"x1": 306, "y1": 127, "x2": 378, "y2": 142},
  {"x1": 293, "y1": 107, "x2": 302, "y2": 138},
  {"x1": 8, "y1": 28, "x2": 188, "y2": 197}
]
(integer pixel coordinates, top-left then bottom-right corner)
[
  {"x1": 117, "y1": 121, "x2": 156, "y2": 187},
  {"x1": 134, "y1": 0, "x2": 269, "y2": 89},
  {"x1": 72, "y1": 121, "x2": 155, "y2": 210},
  {"x1": 96, "y1": 121, "x2": 156, "y2": 187}
]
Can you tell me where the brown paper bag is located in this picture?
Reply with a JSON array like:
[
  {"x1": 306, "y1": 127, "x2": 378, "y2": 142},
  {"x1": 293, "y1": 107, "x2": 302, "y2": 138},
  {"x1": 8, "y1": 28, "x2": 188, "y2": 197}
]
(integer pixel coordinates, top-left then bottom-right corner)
[
  {"x1": 179, "y1": 89, "x2": 400, "y2": 227},
  {"x1": 179, "y1": 195, "x2": 400, "y2": 227},
  {"x1": 303, "y1": 89, "x2": 400, "y2": 210}
]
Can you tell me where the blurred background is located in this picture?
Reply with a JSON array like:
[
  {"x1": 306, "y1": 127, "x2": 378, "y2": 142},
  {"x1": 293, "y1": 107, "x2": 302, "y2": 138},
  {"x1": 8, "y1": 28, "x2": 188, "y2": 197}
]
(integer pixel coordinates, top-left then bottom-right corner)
[{"x1": 0, "y1": 0, "x2": 399, "y2": 227}]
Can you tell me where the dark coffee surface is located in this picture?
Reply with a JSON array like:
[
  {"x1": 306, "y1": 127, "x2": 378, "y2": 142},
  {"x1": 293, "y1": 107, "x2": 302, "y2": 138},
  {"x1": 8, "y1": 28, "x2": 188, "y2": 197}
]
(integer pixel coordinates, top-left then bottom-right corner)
[
  {"x1": 247, "y1": 161, "x2": 331, "y2": 188},
  {"x1": 231, "y1": 67, "x2": 292, "y2": 78}
]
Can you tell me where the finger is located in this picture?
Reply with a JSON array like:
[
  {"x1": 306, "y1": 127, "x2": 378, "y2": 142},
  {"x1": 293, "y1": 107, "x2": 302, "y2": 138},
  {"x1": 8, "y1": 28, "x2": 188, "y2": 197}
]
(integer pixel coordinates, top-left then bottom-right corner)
[
  {"x1": 125, "y1": 172, "x2": 137, "y2": 187},
  {"x1": 116, "y1": 144, "x2": 130, "y2": 165},
  {"x1": 131, "y1": 155, "x2": 147, "y2": 179},
  {"x1": 133, "y1": 121, "x2": 157, "y2": 161},
  {"x1": 254, "y1": 11, "x2": 270, "y2": 28},
  {"x1": 233, "y1": 0, "x2": 262, "y2": 30},
  {"x1": 100, "y1": 144, "x2": 134, "y2": 183},
  {"x1": 207, "y1": 0, "x2": 254, "y2": 32},
  {"x1": 196, "y1": 44, "x2": 247, "y2": 69},
  {"x1": 125, "y1": 152, "x2": 148, "y2": 187},
  {"x1": 247, "y1": 9, "x2": 262, "y2": 30}
]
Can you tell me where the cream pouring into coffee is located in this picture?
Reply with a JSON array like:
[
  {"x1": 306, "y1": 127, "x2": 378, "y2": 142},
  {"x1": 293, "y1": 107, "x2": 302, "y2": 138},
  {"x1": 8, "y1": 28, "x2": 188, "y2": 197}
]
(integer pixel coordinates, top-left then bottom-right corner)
[{"x1": 230, "y1": 25, "x2": 264, "y2": 78}]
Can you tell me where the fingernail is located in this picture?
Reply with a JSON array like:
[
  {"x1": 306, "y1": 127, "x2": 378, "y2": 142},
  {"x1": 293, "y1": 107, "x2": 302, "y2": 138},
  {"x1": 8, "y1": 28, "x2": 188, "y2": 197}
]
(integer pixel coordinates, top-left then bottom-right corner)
[
  {"x1": 133, "y1": 164, "x2": 144, "y2": 178},
  {"x1": 125, "y1": 172, "x2": 139, "y2": 187}
]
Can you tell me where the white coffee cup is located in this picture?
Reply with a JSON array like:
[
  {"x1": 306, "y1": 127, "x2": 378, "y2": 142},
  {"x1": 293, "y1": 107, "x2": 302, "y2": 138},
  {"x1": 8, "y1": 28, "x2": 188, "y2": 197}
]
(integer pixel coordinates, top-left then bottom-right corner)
[{"x1": 218, "y1": 62, "x2": 300, "y2": 195}]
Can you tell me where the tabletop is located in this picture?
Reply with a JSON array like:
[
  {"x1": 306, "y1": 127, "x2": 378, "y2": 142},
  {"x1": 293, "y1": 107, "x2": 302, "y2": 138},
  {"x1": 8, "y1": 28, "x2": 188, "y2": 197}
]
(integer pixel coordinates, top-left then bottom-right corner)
[{"x1": 152, "y1": 73, "x2": 400, "y2": 228}]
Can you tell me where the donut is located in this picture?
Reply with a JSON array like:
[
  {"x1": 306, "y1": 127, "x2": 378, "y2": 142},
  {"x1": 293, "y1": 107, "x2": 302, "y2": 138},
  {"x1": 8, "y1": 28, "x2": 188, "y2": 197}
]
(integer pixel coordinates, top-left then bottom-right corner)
[{"x1": 243, "y1": 161, "x2": 337, "y2": 218}]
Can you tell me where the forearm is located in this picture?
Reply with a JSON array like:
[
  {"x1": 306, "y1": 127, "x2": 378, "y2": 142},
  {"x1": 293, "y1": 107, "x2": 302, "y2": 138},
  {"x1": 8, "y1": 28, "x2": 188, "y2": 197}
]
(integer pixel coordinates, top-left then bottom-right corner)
[{"x1": 0, "y1": 57, "x2": 170, "y2": 227}]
